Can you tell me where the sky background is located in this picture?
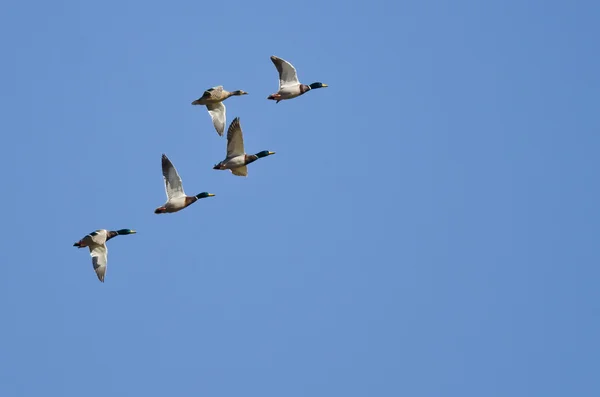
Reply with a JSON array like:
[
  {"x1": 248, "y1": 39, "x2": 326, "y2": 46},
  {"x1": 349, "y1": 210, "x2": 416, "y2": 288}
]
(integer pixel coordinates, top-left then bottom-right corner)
[{"x1": 0, "y1": 0, "x2": 599, "y2": 396}]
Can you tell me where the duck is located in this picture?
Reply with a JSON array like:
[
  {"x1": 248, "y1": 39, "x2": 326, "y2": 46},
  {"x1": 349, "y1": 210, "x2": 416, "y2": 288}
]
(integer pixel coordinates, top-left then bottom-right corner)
[
  {"x1": 73, "y1": 228, "x2": 136, "y2": 283},
  {"x1": 213, "y1": 117, "x2": 275, "y2": 177},
  {"x1": 192, "y1": 86, "x2": 248, "y2": 135},
  {"x1": 267, "y1": 56, "x2": 328, "y2": 103},
  {"x1": 155, "y1": 154, "x2": 215, "y2": 214}
]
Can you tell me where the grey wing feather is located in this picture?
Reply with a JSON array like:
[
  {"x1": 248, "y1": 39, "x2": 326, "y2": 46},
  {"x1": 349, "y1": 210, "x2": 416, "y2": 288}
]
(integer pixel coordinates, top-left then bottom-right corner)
[
  {"x1": 226, "y1": 117, "x2": 245, "y2": 158},
  {"x1": 161, "y1": 154, "x2": 186, "y2": 199},
  {"x1": 271, "y1": 56, "x2": 300, "y2": 89},
  {"x1": 231, "y1": 166, "x2": 248, "y2": 177}
]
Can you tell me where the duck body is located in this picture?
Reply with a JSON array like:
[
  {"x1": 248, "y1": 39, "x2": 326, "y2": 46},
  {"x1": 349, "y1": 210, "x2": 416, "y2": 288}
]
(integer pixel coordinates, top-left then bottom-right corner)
[
  {"x1": 213, "y1": 154, "x2": 263, "y2": 177},
  {"x1": 156, "y1": 194, "x2": 211, "y2": 214},
  {"x1": 267, "y1": 56, "x2": 327, "y2": 103},
  {"x1": 154, "y1": 154, "x2": 215, "y2": 214},
  {"x1": 158, "y1": 196, "x2": 195, "y2": 214},
  {"x1": 267, "y1": 84, "x2": 311, "y2": 101},
  {"x1": 73, "y1": 228, "x2": 136, "y2": 283},
  {"x1": 214, "y1": 154, "x2": 247, "y2": 170},
  {"x1": 192, "y1": 86, "x2": 248, "y2": 135},
  {"x1": 213, "y1": 118, "x2": 275, "y2": 177},
  {"x1": 73, "y1": 229, "x2": 113, "y2": 249}
]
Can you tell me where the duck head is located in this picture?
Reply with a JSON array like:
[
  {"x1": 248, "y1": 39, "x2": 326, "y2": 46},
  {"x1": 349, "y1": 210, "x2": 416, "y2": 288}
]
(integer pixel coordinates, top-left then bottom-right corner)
[
  {"x1": 255, "y1": 150, "x2": 276, "y2": 159},
  {"x1": 309, "y1": 82, "x2": 328, "y2": 90},
  {"x1": 116, "y1": 229, "x2": 137, "y2": 235},
  {"x1": 195, "y1": 192, "x2": 216, "y2": 199}
]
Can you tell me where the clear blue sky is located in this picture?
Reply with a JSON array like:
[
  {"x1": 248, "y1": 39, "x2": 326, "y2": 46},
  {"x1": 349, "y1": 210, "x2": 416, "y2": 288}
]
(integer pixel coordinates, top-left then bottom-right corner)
[{"x1": 1, "y1": 0, "x2": 599, "y2": 396}]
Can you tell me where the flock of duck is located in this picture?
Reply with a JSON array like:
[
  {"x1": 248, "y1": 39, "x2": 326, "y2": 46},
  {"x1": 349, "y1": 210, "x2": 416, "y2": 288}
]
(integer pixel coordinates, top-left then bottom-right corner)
[{"x1": 73, "y1": 55, "x2": 329, "y2": 283}]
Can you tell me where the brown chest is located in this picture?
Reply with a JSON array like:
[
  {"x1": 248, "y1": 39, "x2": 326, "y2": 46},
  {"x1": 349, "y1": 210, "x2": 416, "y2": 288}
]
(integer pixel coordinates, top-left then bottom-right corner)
[
  {"x1": 244, "y1": 154, "x2": 258, "y2": 165},
  {"x1": 184, "y1": 196, "x2": 198, "y2": 207},
  {"x1": 299, "y1": 84, "x2": 310, "y2": 94}
]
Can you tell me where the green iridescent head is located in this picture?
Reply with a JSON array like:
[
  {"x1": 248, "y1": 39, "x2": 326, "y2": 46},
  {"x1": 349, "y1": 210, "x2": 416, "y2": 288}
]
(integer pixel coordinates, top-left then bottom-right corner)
[
  {"x1": 195, "y1": 192, "x2": 216, "y2": 199},
  {"x1": 255, "y1": 150, "x2": 276, "y2": 159},
  {"x1": 116, "y1": 229, "x2": 137, "y2": 235},
  {"x1": 309, "y1": 82, "x2": 328, "y2": 89}
]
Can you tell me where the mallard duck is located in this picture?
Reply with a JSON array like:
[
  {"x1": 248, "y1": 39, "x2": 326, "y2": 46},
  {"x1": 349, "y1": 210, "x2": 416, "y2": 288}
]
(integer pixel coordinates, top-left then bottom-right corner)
[
  {"x1": 192, "y1": 86, "x2": 248, "y2": 135},
  {"x1": 73, "y1": 228, "x2": 136, "y2": 283},
  {"x1": 267, "y1": 56, "x2": 328, "y2": 103},
  {"x1": 213, "y1": 117, "x2": 275, "y2": 177},
  {"x1": 155, "y1": 154, "x2": 215, "y2": 214}
]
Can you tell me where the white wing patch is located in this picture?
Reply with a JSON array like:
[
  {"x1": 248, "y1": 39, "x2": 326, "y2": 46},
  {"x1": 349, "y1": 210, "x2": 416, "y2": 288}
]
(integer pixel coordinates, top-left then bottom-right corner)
[
  {"x1": 226, "y1": 117, "x2": 245, "y2": 158},
  {"x1": 161, "y1": 154, "x2": 186, "y2": 200},
  {"x1": 207, "y1": 102, "x2": 226, "y2": 136},
  {"x1": 271, "y1": 56, "x2": 300, "y2": 89}
]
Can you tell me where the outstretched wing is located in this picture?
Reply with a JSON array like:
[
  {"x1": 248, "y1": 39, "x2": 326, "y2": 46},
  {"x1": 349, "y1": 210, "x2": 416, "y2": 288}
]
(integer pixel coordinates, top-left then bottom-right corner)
[
  {"x1": 206, "y1": 102, "x2": 226, "y2": 136},
  {"x1": 89, "y1": 244, "x2": 108, "y2": 283},
  {"x1": 161, "y1": 154, "x2": 186, "y2": 200},
  {"x1": 226, "y1": 117, "x2": 245, "y2": 158},
  {"x1": 271, "y1": 56, "x2": 300, "y2": 89},
  {"x1": 231, "y1": 165, "x2": 248, "y2": 177}
]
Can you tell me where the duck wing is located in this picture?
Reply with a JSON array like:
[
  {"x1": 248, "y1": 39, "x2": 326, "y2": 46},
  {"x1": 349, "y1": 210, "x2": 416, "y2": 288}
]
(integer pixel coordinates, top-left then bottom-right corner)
[
  {"x1": 89, "y1": 244, "x2": 108, "y2": 283},
  {"x1": 206, "y1": 102, "x2": 226, "y2": 136},
  {"x1": 161, "y1": 154, "x2": 186, "y2": 200},
  {"x1": 226, "y1": 117, "x2": 245, "y2": 159},
  {"x1": 271, "y1": 56, "x2": 300, "y2": 89}
]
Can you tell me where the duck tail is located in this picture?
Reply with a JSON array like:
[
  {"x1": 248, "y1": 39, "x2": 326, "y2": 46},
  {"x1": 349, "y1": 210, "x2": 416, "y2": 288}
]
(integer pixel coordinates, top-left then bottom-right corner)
[
  {"x1": 73, "y1": 241, "x2": 82, "y2": 248},
  {"x1": 267, "y1": 93, "x2": 282, "y2": 103}
]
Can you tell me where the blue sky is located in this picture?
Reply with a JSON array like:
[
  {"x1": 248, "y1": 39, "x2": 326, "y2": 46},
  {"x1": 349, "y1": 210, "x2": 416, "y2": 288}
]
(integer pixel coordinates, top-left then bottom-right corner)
[{"x1": 1, "y1": 0, "x2": 599, "y2": 396}]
